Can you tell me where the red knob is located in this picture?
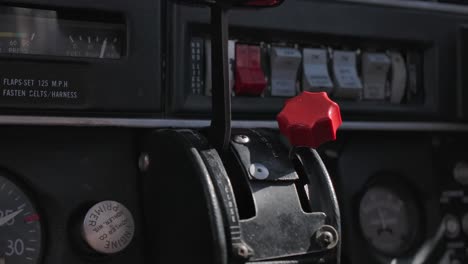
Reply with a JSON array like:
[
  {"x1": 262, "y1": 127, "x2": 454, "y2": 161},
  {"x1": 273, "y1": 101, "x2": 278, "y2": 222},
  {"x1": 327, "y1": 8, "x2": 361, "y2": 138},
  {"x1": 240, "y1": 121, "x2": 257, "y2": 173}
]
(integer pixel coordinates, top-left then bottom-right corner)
[{"x1": 277, "y1": 92, "x2": 342, "y2": 148}]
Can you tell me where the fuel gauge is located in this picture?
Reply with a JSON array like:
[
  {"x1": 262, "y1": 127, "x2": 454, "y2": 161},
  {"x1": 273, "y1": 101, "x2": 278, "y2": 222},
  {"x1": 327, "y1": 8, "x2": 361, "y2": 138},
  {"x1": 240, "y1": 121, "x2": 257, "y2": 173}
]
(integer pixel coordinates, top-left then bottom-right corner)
[
  {"x1": 65, "y1": 33, "x2": 122, "y2": 59},
  {"x1": 0, "y1": 7, "x2": 125, "y2": 59}
]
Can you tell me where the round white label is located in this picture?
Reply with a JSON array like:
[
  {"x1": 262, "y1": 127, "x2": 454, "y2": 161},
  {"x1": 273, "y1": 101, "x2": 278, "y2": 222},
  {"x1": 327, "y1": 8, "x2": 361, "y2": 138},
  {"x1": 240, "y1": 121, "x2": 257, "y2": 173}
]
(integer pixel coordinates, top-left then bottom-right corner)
[{"x1": 82, "y1": 200, "x2": 135, "y2": 254}]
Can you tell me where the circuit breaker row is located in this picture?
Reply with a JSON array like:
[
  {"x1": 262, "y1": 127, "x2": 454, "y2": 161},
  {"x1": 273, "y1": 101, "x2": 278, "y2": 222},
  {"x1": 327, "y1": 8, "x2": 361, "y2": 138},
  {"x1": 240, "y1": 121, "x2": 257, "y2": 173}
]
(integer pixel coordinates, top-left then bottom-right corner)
[{"x1": 189, "y1": 38, "x2": 421, "y2": 104}]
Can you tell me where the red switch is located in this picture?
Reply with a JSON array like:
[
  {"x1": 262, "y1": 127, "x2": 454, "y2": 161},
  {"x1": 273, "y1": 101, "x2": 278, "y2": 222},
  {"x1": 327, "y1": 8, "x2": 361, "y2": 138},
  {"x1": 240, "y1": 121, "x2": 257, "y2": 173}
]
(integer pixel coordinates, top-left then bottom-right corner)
[
  {"x1": 277, "y1": 92, "x2": 342, "y2": 148},
  {"x1": 234, "y1": 44, "x2": 267, "y2": 96}
]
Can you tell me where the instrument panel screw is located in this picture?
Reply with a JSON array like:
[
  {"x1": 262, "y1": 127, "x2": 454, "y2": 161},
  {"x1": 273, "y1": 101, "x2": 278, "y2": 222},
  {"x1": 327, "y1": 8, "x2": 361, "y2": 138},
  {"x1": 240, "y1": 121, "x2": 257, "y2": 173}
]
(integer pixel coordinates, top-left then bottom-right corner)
[
  {"x1": 138, "y1": 153, "x2": 150, "y2": 172},
  {"x1": 234, "y1": 243, "x2": 253, "y2": 259},
  {"x1": 315, "y1": 225, "x2": 339, "y2": 250},
  {"x1": 317, "y1": 231, "x2": 334, "y2": 247},
  {"x1": 233, "y1": 135, "x2": 250, "y2": 144}
]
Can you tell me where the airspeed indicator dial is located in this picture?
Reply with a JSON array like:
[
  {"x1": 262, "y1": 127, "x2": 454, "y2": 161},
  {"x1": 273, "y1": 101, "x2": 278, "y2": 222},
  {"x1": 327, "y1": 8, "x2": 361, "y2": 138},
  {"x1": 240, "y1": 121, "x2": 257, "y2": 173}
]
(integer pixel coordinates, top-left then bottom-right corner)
[{"x1": 0, "y1": 175, "x2": 42, "y2": 264}]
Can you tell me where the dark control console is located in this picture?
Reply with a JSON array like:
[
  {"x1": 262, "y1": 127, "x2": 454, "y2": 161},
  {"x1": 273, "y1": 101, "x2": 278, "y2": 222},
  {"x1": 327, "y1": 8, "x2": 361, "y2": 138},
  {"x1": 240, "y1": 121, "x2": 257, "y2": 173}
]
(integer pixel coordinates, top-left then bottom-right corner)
[{"x1": 0, "y1": 1, "x2": 467, "y2": 264}]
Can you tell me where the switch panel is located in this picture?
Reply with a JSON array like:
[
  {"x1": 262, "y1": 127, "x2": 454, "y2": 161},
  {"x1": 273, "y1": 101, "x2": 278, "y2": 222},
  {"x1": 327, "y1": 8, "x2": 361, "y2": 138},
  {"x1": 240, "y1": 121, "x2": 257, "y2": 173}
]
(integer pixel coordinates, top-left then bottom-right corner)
[
  {"x1": 270, "y1": 47, "x2": 302, "y2": 97},
  {"x1": 234, "y1": 44, "x2": 267, "y2": 96},
  {"x1": 302, "y1": 48, "x2": 333, "y2": 93},
  {"x1": 361, "y1": 52, "x2": 391, "y2": 100},
  {"x1": 332, "y1": 50, "x2": 363, "y2": 99},
  {"x1": 389, "y1": 52, "x2": 407, "y2": 104},
  {"x1": 183, "y1": 27, "x2": 426, "y2": 118}
]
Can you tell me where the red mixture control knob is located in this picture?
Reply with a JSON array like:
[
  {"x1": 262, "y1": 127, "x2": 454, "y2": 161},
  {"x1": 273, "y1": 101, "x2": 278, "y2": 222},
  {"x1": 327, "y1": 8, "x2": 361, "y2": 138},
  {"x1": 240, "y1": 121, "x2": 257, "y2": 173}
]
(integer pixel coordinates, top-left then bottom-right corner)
[{"x1": 277, "y1": 91, "x2": 342, "y2": 148}]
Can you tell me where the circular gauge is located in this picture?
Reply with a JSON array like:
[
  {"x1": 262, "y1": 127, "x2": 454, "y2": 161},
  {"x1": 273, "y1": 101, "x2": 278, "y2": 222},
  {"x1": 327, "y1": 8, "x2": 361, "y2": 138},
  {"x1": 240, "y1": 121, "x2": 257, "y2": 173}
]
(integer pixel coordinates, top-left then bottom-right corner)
[
  {"x1": 359, "y1": 185, "x2": 418, "y2": 256},
  {"x1": 0, "y1": 175, "x2": 42, "y2": 264},
  {"x1": 444, "y1": 214, "x2": 461, "y2": 239}
]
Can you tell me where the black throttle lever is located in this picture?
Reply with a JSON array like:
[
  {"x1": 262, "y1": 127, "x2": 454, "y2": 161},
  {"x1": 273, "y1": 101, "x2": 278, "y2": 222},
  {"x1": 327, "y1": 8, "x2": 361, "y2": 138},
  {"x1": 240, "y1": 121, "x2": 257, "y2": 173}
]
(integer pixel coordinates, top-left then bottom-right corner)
[{"x1": 192, "y1": 0, "x2": 284, "y2": 153}]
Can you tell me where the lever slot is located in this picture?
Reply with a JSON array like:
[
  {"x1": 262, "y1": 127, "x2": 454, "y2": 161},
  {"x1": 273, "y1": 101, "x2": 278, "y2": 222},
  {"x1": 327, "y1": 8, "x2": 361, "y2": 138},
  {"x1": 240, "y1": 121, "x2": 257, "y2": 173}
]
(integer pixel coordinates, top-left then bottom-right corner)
[
  {"x1": 224, "y1": 148, "x2": 257, "y2": 220},
  {"x1": 292, "y1": 156, "x2": 314, "y2": 213}
]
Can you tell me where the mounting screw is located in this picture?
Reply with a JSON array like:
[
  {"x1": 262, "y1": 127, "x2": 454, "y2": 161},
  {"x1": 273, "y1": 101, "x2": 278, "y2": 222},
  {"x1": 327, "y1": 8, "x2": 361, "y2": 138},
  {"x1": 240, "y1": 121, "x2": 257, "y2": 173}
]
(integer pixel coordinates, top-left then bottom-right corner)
[
  {"x1": 138, "y1": 153, "x2": 150, "y2": 172},
  {"x1": 315, "y1": 225, "x2": 339, "y2": 250},
  {"x1": 233, "y1": 135, "x2": 250, "y2": 144},
  {"x1": 233, "y1": 243, "x2": 252, "y2": 259}
]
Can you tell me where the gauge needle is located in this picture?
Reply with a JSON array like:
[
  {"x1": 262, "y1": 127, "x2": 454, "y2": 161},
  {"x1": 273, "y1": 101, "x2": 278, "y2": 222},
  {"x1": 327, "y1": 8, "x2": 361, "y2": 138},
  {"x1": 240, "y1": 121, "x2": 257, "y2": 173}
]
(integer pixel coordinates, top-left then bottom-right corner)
[
  {"x1": 0, "y1": 209, "x2": 23, "y2": 227},
  {"x1": 99, "y1": 38, "x2": 108, "y2": 59}
]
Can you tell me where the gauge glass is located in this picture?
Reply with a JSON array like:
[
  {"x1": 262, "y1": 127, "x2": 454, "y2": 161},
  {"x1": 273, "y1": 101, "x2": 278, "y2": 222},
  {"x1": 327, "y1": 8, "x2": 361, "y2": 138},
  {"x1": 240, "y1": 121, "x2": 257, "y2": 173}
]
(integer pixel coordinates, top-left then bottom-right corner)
[
  {"x1": 0, "y1": 175, "x2": 42, "y2": 264},
  {"x1": 359, "y1": 186, "x2": 417, "y2": 256}
]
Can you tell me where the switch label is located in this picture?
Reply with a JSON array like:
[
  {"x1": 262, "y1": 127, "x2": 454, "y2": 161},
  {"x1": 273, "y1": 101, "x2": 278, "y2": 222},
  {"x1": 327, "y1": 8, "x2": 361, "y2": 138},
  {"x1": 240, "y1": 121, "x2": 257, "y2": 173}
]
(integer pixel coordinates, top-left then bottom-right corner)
[
  {"x1": 332, "y1": 50, "x2": 362, "y2": 99},
  {"x1": 270, "y1": 47, "x2": 301, "y2": 97},
  {"x1": 362, "y1": 52, "x2": 391, "y2": 100},
  {"x1": 302, "y1": 48, "x2": 333, "y2": 92}
]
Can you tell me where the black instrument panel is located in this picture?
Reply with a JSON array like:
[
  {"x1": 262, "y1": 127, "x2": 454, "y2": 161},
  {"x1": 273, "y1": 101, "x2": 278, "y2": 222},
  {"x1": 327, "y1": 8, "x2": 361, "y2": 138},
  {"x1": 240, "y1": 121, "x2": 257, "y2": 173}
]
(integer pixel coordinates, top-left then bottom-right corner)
[{"x1": 0, "y1": 1, "x2": 467, "y2": 264}]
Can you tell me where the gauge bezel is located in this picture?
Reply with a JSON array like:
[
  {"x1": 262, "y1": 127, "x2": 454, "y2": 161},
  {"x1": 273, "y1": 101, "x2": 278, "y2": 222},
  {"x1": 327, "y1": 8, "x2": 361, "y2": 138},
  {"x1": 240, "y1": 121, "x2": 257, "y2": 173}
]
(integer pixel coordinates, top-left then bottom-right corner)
[
  {"x1": 0, "y1": 170, "x2": 45, "y2": 264},
  {"x1": 355, "y1": 173, "x2": 424, "y2": 258}
]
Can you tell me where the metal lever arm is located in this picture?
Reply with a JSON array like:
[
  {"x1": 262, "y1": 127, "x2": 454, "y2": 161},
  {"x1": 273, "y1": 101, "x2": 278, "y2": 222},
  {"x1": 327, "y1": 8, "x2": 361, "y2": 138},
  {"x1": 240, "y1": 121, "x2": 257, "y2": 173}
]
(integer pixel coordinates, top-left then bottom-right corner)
[{"x1": 209, "y1": 5, "x2": 231, "y2": 154}]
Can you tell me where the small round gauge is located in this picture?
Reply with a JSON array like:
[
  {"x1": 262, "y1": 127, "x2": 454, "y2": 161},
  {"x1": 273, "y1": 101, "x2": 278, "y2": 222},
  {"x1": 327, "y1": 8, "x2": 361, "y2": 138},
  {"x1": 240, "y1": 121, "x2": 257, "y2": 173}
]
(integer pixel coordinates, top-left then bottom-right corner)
[
  {"x1": 0, "y1": 174, "x2": 42, "y2": 264},
  {"x1": 359, "y1": 185, "x2": 419, "y2": 256}
]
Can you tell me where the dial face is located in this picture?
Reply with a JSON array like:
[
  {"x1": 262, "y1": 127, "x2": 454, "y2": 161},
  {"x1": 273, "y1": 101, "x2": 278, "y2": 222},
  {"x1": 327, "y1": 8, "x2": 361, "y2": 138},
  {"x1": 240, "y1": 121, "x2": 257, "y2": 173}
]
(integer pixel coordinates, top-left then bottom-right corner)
[
  {"x1": 0, "y1": 175, "x2": 42, "y2": 264},
  {"x1": 359, "y1": 186, "x2": 416, "y2": 256}
]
